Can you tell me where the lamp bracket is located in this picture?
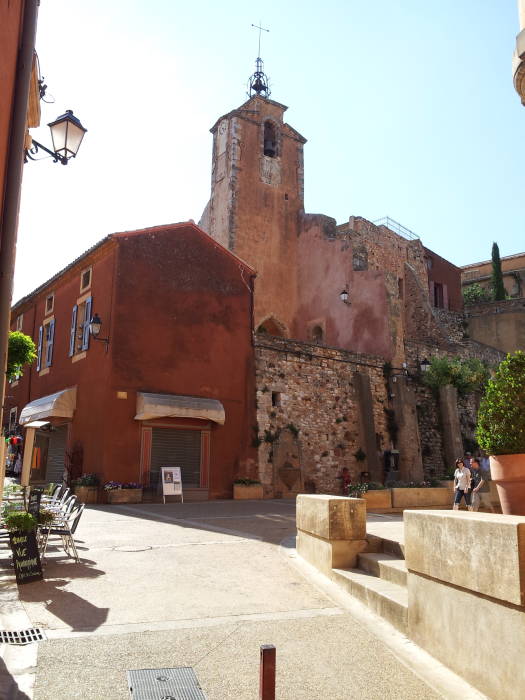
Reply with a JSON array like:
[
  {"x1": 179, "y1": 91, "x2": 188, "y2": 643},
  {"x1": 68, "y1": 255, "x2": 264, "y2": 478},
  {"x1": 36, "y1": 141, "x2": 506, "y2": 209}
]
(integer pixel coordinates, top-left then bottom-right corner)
[{"x1": 24, "y1": 139, "x2": 68, "y2": 165}]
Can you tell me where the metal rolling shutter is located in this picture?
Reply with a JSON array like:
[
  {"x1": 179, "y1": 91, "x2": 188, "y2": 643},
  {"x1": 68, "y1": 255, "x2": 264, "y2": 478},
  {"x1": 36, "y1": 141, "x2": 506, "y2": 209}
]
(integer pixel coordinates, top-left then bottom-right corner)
[
  {"x1": 45, "y1": 425, "x2": 68, "y2": 483},
  {"x1": 150, "y1": 428, "x2": 201, "y2": 487}
]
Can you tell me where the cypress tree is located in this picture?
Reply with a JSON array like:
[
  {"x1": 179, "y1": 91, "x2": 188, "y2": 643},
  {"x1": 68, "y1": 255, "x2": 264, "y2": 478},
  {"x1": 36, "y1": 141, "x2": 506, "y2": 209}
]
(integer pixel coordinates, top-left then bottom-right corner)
[{"x1": 491, "y1": 242, "x2": 506, "y2": 301}]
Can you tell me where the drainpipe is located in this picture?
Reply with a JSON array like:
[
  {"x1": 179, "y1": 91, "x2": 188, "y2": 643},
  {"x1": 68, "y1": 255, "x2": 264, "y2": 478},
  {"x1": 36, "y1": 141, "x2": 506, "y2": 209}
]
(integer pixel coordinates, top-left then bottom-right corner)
[
  {"x1": 0, "y1": 1, "x2": 39, "y2": 432},
  {"x1": 0, "y1": 1, "x2": 39, "y2": 507}
]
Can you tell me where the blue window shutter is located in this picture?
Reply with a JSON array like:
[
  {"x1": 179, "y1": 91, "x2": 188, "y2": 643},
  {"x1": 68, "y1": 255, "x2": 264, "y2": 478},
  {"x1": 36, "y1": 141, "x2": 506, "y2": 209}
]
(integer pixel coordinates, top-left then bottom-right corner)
[
  {"x1": 45, "y1": 319, "x2": 55, "y2": 367},
  {"x1": 36, "y1": 326, "x2": 43, "y2": 371},
  {"x1": 82, "y1": 297, "x2": 92, "y2": 350},
  {"x1": 69, "y1": 305, "x2": 78, "y2": 356}
]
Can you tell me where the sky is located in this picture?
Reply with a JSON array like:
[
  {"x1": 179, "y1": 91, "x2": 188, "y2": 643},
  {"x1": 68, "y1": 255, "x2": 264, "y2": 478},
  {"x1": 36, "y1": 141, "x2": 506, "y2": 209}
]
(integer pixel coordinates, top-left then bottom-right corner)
[{"x1": 14, "y1": 0, "x2": 525, "y2": 301}]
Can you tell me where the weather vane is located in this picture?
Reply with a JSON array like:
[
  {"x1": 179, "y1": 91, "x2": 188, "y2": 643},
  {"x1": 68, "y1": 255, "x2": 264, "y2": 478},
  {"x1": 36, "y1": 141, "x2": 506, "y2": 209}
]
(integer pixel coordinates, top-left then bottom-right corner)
[{"x1": 248, "y1": 21, "x2": 271, "y2": 98}]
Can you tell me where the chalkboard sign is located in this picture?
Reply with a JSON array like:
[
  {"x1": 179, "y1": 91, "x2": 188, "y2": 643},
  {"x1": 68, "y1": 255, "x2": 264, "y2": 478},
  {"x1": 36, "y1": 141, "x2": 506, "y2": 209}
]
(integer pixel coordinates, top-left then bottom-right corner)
[
  {"x1": 9, "y1": 531, "x2": 43, "y2": 584},
  {"x1": 160, "y1": 467, "x2": 183, "y2": 504},
  {"x1": 28, "y1": 490, "x2": 42, "y2": 518}
]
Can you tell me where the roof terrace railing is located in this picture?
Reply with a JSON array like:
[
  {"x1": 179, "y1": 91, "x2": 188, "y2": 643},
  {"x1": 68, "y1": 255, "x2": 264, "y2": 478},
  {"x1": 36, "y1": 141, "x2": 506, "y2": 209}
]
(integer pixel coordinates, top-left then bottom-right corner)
[{"x1": 373, "y1": 216, "x2": 420, "y2": 240}]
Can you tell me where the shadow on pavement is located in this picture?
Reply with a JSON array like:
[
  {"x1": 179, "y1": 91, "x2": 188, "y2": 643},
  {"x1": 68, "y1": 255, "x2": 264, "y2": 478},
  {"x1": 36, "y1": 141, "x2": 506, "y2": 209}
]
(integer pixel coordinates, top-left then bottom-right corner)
[
  {"x1": 0, "y1": 656, "x2": 30, "y2": 700},
  {"x1": 87, "y1": 499, "x2": 298, "y2": 545},
  {"x1": 18, "y1": 561, "x2": 108, "y2": 632}
]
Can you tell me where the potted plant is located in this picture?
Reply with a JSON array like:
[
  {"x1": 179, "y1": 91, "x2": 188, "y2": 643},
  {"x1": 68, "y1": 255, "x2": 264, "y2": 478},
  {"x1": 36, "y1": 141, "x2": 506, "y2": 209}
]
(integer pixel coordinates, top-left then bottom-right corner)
[
  {"x1": 476, "y1": 351, "x2": 525, "y2": 514},
  {"x1": 104, "y1": 481, "x2": 143, "y2": 504},
  {"x1": 233, "y1": 478, "x2": 263, "y2": 500},
  {"x1": 72, "y1": 473, "x2": 100, "y2": 504}
]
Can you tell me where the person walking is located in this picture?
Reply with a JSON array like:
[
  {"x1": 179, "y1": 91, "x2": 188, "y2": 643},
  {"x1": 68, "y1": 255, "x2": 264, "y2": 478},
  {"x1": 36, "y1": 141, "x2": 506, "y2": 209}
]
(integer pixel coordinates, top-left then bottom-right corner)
[
  {"x1": 470, "y1": 457, "x2": 495, "y2": 512},
  {"x1": 453, "y1": 458, "x2": 472, "y2": 510}
]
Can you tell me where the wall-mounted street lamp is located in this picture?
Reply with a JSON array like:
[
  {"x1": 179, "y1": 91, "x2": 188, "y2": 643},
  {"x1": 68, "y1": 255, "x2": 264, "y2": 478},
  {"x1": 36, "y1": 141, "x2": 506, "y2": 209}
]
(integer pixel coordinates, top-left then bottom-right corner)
[
  {"x1": 89, "y1": 313, "x2": 109, "y2": 352},
  {"x1": 25, "y1": 109, "x2": 87, "y2": 165},
  {"x1": 419, "y1": 357, "x2": 430, "y2": 373},
  {"x1": 340, "y1": 288, "x2": 350, "y2": 305}
]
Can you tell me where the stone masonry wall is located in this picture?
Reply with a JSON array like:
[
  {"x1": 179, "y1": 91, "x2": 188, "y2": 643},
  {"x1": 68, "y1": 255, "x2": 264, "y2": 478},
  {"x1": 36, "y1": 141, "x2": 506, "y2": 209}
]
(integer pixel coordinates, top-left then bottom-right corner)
[{"x1": 254, "y1": 336, "x2": 389, "y2": 496}]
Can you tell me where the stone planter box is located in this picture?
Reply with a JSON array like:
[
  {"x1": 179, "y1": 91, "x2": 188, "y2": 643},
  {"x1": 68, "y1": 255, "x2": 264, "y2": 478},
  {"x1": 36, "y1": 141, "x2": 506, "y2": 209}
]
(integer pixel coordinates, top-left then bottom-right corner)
[
  {"x1": 106, "y1": 488, "x2": 143, "y2": 504},
  {"x1": 391, "y1": 487, "x2": 451, "y2": 508},
  {"x1": 363, "y1": 489, "x2": 392, "y2": 509},
  {"x1": 73, "y1": 485, "x2": 99, "y2": 504},
  {"x1": 233, "y1": 484, "x2": 263, "y2": 500}
]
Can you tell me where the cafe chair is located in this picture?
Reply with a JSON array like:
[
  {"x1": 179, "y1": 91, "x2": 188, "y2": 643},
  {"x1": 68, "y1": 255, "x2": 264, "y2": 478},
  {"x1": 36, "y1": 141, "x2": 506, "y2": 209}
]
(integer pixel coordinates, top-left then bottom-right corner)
[{"x1": 40, "y1": 502, "x2": 85, "y2": 563}]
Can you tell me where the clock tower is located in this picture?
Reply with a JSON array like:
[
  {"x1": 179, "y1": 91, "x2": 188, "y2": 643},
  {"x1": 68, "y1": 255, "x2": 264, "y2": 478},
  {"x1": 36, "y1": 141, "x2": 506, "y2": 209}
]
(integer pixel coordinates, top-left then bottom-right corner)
[{"x1": 199, "y1": 58, "x2": 306, "y2": 336}]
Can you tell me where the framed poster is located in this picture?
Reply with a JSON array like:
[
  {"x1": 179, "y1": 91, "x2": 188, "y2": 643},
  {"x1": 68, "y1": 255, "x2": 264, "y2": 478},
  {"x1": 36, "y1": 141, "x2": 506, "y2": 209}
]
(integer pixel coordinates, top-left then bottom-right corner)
[{"x1": 160, "y1": 466, "x2": 183, "y2": 504}]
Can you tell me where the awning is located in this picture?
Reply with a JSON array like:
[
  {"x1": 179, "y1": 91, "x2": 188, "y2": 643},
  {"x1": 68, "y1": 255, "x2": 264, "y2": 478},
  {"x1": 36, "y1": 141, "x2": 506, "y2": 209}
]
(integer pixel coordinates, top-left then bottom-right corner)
[
  {"x1": 19, "y1": 387, "x2": 77, "y2": 426},
  {"x1": 134, "y1": 392, "x2": 225, "y2": 425}
]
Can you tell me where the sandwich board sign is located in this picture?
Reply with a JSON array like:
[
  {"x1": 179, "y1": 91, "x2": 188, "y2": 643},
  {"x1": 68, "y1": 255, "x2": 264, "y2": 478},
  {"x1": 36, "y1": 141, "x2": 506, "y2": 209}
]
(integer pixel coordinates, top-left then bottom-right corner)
[{"x1": 160, "y1": 466, "x2": 183, "y2": 504}]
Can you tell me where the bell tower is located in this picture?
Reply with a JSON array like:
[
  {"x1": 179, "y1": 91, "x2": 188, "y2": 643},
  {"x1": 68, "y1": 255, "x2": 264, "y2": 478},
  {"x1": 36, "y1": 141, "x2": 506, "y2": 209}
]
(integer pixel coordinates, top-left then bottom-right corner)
[{"x1": 199, "y1": 54, "x2": 306, "y2": 336}]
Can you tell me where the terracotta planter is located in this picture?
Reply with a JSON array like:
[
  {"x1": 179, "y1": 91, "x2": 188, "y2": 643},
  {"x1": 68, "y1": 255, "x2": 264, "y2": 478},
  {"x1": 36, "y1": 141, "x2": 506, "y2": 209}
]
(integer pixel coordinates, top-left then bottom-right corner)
[
  {"x1": 233, "y1": 484, "x2": 263, "y2": 500},
  {"x1": 391, "y1": 487, "x2": 451, "y2": 508},
  {"x1": 363, "y1": 489, "x2": 392, "y2": 510},
  {"x1": 73, "y1": 485, "x2": 99, "y2": 504},
  {"x1": 489, "y1": 454, "x2": 525, "y2": 515},
  {"x1": 106, "y1": 488, "x2": 143, "y2": 504}
]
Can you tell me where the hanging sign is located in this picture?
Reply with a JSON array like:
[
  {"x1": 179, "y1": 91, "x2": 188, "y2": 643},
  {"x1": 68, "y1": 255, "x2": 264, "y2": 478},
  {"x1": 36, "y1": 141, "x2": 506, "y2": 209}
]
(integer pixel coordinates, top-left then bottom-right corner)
[
  {"x1": 9, "y1": 531, "x2": 43, "y2": 584},
  {"x1": 160, "y1": 466, "x2": 183, "y2": 504}
]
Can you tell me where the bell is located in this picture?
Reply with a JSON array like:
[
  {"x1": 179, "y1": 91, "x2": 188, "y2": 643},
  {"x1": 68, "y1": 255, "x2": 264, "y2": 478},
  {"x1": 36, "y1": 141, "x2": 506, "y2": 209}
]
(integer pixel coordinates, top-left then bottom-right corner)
[{"x1": 264, "y1": 140, "x2": 276, "y2": 157}]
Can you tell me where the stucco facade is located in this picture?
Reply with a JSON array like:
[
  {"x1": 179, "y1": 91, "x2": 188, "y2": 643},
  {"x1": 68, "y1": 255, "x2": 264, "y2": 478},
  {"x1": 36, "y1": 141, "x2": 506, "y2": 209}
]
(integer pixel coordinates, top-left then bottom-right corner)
[{"x1": 5, "y1": 223, "x2": 256, "y2": 499}]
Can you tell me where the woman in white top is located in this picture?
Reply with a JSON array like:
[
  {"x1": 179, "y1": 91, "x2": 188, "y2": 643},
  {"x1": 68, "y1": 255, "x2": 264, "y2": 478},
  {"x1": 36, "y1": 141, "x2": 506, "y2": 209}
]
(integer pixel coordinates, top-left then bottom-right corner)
[{"x1": 453, "y1": 458, "x2": 473, "y2": 510}]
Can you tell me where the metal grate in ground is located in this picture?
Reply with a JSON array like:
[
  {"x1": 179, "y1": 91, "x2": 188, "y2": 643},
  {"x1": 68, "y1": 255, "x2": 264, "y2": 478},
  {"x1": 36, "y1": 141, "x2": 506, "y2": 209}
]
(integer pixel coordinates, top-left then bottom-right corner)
[
  {"x1": 127, "y1": 667, "x2": 207, "y2": 699},
  {"x1": 0, "y1": 628, "x2": 46, "y2": 644}
]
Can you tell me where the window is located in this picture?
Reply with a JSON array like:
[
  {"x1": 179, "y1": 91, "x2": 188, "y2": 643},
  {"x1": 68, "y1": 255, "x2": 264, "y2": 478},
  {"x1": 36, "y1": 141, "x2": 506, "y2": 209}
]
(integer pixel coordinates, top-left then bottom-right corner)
[
  {"x1": 272, "y1": 392, "x2": 281, "y2": 407},
  {"x1": 80, "y1": 267, "x2": 92, "y2": 293},
  {"x1": 311, "y1": 325, "x2": 324, "y2": 344},
  {"x1": 9, "y1": 407, "x2": 17, "y2": 432},
  {"x1": 15, "y1": 314, "x2": 23, "y2": 331},
  {"x1": 263, "y1": 121, "x2": 278, "y2": 157},
  {"x1": 69, "y1": 296, "x2": 92, "y2": 356},
  {"x1": 434, "y1": 282, "x2": 444, "y2": 309},
  {"x1": 36, "y1": 317, "x2": 55, "y2": 371},
  {"x1": 45, "y1": 294, "x2": 54, "y2": 315}
]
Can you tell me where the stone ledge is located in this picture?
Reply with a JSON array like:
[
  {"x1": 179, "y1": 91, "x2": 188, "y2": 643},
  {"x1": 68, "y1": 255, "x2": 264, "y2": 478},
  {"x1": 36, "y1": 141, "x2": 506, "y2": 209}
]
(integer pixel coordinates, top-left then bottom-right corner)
[
  {"x1": 404, "y1": 510, "x2": 525, "y2": 605},
  {"x1": 296, "y1": 494, "x2": 366, "y2": 540}
]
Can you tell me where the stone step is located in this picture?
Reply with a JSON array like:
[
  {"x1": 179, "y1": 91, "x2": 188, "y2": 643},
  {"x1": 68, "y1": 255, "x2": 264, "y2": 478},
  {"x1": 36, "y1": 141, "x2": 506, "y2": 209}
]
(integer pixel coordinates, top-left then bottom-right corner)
[
  {"x1": 332, "y1": 567, "x2": 408, "y2": 634},
  {"x1": 365, "y1": 533, "x2": 405, "y2": 559},
  {"x1": 357, "y1": 552, "x2": 408, "y2": 588}
]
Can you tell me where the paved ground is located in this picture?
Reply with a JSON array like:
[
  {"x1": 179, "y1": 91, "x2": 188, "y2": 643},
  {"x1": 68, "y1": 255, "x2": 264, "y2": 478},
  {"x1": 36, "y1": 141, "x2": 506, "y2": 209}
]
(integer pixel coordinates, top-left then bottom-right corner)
[{"x1": 0, "y1": 501, "x2": 484, "y2": 699}]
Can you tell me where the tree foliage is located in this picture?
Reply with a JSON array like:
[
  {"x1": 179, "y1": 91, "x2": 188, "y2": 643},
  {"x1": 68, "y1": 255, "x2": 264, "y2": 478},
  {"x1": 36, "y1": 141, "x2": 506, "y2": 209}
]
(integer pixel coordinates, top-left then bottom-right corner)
[
  {"x1": 491, "y1": 242, "x2": 506, "y2": 301},
  {"x1": 476, "y1": 351, "x2": 525, "y2": 455},
  {"x1": 6, "y1": 331, "x2": 37, "y2": 380},
  {"x1": 462, "y1": 283, "x2": 492, "y2": 305},
  {"x1": 422, "y1": 356, "x2": 490, "y2": 396}
]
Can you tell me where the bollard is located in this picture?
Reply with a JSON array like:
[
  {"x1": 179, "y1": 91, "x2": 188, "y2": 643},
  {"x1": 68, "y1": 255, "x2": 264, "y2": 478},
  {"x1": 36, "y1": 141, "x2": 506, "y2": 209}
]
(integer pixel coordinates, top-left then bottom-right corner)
[{"x1": 259, "y1": 644, "x2": 276, "y2": 700}]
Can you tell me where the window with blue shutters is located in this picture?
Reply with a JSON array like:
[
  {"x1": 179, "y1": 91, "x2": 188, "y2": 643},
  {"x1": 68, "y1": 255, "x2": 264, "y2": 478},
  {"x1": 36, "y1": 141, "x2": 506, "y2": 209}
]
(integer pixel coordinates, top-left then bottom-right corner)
[
  {"x1": 81, "y1": 297, "x2": 92, "y2": 351},
  {"x1": 36, "y1": 326, "x2": 43, "y2": 371},
  {"x1": 45, "y1": 319, "x2": 55, "y2": 367},
  {"x1": 69, "y1": 305, "x2": 78, "y2": 356}
]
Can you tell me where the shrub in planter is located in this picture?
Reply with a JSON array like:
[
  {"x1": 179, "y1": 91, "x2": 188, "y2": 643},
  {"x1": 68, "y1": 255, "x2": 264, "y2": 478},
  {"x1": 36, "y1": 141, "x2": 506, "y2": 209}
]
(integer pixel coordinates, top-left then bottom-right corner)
[
  {"x1": 476, "y1": 350, "x2": 525, "y2": 514},
  {"x1": 233, "y1": 478, "x2": 263, "y2": 500},
  {"x1": 73, "y1": 474, "x2": 100, "y2": 504},
  {"x1": 4, "y1": 510, "x2": 37, "y2": 533},
  {"x1": 104, "y1": 481, "x2": 143, "y2": 504}
]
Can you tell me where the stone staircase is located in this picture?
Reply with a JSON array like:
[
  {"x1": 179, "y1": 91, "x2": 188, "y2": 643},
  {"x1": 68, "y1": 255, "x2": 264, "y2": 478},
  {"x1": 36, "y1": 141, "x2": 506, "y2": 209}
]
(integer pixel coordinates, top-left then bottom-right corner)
[{"x1": 332, "y1": 533, "x2": 409, "y2": 634}]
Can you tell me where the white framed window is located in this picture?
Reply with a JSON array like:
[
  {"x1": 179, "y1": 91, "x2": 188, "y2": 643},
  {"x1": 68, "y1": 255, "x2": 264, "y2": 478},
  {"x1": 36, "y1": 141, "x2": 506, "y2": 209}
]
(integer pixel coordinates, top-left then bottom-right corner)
[
  {"x1": 80, "y1": 267, "x2": 92, "y2": 293},
  {"x1": 9, "y1": 407, "x2": 18, "y2": 432},
  {"x1": 15, "y1": 314, "x2": 23, "y2": 331},
  {"x1": 45, "y1": 293, "x2": 54, "y2": 315},
  {"x1": 69, "y1": 296, "x2": 92, "y2": 356},
  {"x1": 36, "y1": 317, "x2": 55, "y2": 371}
]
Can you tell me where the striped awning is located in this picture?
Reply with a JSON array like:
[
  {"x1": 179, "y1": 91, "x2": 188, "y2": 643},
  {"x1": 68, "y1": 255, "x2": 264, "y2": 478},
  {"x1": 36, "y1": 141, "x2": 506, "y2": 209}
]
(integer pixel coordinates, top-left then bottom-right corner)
[
  {"x1": 134, "y1": 392, "x2": 225, "y2": 425},
  {"x1": 19, "y1": 387, "x2": 77, "y2": 425}
]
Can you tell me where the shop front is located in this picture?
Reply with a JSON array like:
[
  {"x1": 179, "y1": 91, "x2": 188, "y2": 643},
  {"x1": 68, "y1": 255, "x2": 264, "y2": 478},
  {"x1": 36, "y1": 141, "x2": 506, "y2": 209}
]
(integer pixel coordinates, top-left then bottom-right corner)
[
  {"x1": 136, "y1": 392, "x2": 224, "y2": 501},
  {"x1": 18, "y1": 387, "x2": 76, "y2": 486}
]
